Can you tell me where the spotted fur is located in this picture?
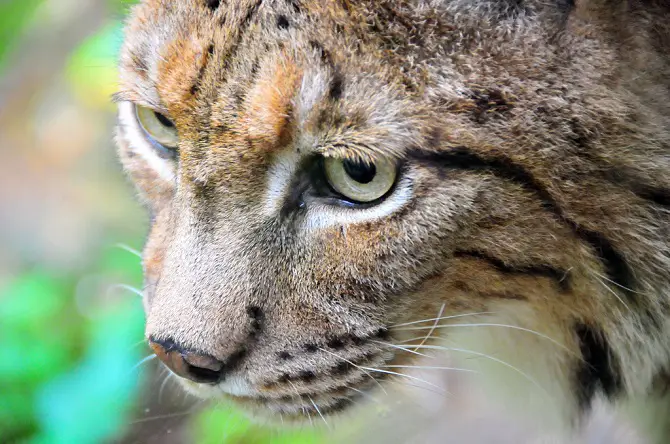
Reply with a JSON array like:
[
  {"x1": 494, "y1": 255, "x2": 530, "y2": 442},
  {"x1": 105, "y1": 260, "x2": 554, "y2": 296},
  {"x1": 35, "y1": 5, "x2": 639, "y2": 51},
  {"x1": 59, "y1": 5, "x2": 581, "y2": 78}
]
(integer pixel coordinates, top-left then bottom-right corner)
[{"x1": 116, "y1": 0, "x2": 670, "y2": 440}]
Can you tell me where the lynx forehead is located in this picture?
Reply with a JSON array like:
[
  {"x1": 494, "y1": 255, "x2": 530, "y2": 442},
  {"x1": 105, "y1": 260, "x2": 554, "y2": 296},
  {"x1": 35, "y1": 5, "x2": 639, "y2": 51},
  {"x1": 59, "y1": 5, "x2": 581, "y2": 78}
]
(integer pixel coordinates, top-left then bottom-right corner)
[{"x1": 116, "y1": 0, "x2": 670, "y2": 439}]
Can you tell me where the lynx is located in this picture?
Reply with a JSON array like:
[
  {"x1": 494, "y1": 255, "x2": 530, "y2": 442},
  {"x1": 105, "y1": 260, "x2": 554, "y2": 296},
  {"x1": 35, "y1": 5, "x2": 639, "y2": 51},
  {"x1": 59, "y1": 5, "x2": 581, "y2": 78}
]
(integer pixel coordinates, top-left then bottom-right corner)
[{"x1": 115, "y1": 0, "x2": 670, "y2": 441}]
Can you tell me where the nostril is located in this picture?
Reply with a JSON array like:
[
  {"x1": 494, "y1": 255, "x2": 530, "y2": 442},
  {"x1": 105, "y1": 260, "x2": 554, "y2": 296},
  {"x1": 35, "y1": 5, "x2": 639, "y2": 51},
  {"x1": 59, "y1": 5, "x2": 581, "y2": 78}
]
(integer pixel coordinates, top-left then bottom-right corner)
[
  {"x1": 182, "y1": 352, "x2": 224, "y2": 373},
  {"x1": 184, "y1": 363, "x2": 222, "y2": 383},
  {"x1": 148, "y1": 337, "x2": 224, "y2": 384}
]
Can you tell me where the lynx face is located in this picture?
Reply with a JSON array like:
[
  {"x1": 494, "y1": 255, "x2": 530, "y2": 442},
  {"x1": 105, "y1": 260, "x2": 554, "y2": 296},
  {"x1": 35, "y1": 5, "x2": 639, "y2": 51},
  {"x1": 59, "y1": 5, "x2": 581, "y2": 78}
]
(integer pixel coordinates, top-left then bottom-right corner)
[{"x1": 116, "y1": 0, "x2": 670, "y2": 428}]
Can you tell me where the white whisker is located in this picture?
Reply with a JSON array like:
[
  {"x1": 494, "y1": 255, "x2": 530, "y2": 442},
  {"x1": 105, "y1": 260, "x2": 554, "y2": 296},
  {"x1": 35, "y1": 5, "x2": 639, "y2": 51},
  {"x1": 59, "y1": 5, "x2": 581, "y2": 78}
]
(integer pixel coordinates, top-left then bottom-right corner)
[
  {"x1": 109, "y1": 284, "x2": 144, "y2": 298},
  {"x1": 414, "y1": 303, "x2": 445, "y2": 352},
  {"x1": 113, "y1": 242, "x2": 142, "y2": 259},
  {"x1": 131, "y1": 353, "x2": 157, "y2": 372},
  {"x1": 158, "y1": 369, "x2": 175, "y2": 404},
  {"x1": 359, "y1": 366, "x2": 443, "y2": 391},
  {"x1": 370, "y1": 340, "x2": 431, "y2": 358},
  {"x1": 130, "y1": 406, "x2": 200, "y2": 425},
  {"x1": 345, "y1": 385, "x2": 383, "y2": 405},
  {"x1": 593, "y1": 274, "x2": 632, "y2": 312},
  {"x1": 385, "y1": 379, "x2": 447, "y2": 397},
  {"x1": 390, "y1": 311, "x2": 496, "y2": 328},
  {"x1": 288, "y1": 381, "x2": 313, "y2": 426},
  {"x1": 397, "y1": 336, "x2": 440, "y2": 344},
  {"x1": 319, "y1": 348, "x2": 388, "y2": 395},
  {"x1": 397, "y1": 336, "x2": 435, "y2": 344},
  {"x1": 308, "y1": 395, "x2": 330, "y2": 429},
  {"x1": 380, "y1": 365, "x2": 478, "y2": 373},
  {"x1": 396, "y1": 344, "x2": 550, "y2": 398},
  {"x1": 591, "y1": 270, "x2": 642, "y2": 295},
  {"x1": 395, "y1": 323, "x2": 573, "y2": 354}
]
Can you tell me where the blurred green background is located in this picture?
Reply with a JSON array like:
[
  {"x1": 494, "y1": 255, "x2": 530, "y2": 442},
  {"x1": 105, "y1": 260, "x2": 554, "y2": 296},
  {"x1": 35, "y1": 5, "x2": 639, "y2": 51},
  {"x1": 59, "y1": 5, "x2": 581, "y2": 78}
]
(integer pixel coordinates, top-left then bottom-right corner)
[{"x1": 0, "y1": 1, "x2": 323, "y2": 442}]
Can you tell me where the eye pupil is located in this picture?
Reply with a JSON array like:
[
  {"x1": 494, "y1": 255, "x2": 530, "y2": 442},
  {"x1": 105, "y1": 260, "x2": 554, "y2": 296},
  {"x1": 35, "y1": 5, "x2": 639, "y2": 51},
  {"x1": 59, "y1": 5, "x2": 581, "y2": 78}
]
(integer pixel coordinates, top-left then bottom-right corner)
[
  {"x1": 154, "y1": 111, "x2": 175, "y2": 128},
  {"x1": 343, "y1": 159, "x2": 376, "y2": 184}
]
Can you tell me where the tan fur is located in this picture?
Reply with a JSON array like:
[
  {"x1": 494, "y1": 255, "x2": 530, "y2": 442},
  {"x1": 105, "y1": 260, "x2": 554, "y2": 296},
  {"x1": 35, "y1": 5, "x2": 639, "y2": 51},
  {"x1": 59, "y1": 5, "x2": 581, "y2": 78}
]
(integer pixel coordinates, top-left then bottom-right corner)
[{"x1": 115, "y1": 0, "x2": 670, "y2": 441}]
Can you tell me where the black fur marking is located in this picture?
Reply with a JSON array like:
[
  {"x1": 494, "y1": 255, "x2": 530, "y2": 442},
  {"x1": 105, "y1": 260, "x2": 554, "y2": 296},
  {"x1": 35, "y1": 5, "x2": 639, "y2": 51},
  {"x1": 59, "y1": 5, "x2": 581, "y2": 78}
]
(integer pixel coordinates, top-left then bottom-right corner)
[
  {"x1": 329, "y1": 71, "x2": 344, "y2": 100},
  {"x1": 205, "y1": 0, "x2": 221, "y2": 10},
  {"x1": 247, "y1": 305, "x2": 264, "y2": 320},
  {"x1": 568, "y1": 133, "x2": 670, "y2": 210},
  {"x1": 278, "y1": 373, "x2": 291, "y2": 383},
  {"x1": 327, "y1": 337, "x2": 345, "y2": 349},
  {"x1": 560, "y1": 0, "x2": 575, "y2": 12},
  {"x1": 471, "y1": 89, "x2": 512, "y2": 123},
  {"x1": 287, "y1": 0, "x2": 301, "y2": 13},
  {"x1": 601, "y1": 168, "x2": 670, "y2": 209},
  {"x1": 299, "y1": 370, "x2": 316, "y2": 382},
  {"x1": 374, "y1": 328, "x2": 390, "y2": 340},
  {"x1": 632, "y1": 185, "x2": 670, "y2": 208},
  {"x1": 279, "y1": 157, "x2": 326, "y2": 219},
  {"x1": 309, "y1": 40, "x2": 333, "y2": 66},
  {"x1": 319, "y1": 397, "x2": 355, "y2": 415},
  {"x1": 278, "y1": 351, "x2": 292, "y2": 360},
  {"x1": 277, "y1": 15, "x2": 290, "y2": 29},
  {"x1": 333, "y1": 361, "x2": 353, "y2": 375},
  {"x1": 577, "y1": 231, "x2": 635, "y2": 301},
  {"x1": 220, "y1": 347, "x2": 248, "y2": 377},
  {"x1": 350, "y1": 335, "x2": 366, "y2": 346},
  {"x1": 574, "y1": 324, "x2": 622, "y2": 409},
  {"x1": 409, "y1": 148, "x2": 637, "y2": 302},
  {"x1": 304, "y1": 343, "x2": 318, "y2": 353},
  {"x1": 243, "y1": 0, "x2": 264, "y2": 27},
  {"x1": 453, "y1": 250, "x2": 571, "y2": 292},
  {"x1": 190, "y1": 82, "x2": 201, "y2": 96},
  {"x1": 190, "y1": 44, "x2": 215, "y2": 96},
  {"x1": 247, "y1": 306, "x2": 264, "y2": 335}
]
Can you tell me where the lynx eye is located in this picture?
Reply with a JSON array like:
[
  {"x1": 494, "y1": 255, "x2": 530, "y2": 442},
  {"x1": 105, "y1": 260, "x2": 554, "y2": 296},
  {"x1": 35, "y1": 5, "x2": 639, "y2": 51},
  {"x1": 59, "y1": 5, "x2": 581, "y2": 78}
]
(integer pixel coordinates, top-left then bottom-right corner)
[
  {"x1": 135, "y1": 105, "x2": 179, "y2": 151},
  {"x1": 323, "y1": 157, "x2": 397, "y2": 203}
]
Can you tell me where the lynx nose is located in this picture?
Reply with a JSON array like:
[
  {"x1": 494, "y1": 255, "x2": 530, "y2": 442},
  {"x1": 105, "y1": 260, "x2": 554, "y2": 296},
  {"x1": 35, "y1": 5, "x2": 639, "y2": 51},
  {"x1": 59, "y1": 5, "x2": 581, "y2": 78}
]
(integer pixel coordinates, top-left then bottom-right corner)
[{"x1": 149, "y1": 337, "x2": 224, "y2": 384}]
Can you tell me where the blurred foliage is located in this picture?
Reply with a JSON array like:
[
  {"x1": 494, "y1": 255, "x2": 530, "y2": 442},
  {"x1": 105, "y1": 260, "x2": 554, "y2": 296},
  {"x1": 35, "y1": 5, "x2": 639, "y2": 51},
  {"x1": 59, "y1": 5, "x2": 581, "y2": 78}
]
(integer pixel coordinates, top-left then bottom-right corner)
[
  {"x1": 0, "y1": 0, "x2": 324, "y2": 443},
  {"x1": 0, "y1": 0, "x2": 44, "y2": 68},
  {"x1": 1, "y1": 248, "x2": 146, "y2": 443}
]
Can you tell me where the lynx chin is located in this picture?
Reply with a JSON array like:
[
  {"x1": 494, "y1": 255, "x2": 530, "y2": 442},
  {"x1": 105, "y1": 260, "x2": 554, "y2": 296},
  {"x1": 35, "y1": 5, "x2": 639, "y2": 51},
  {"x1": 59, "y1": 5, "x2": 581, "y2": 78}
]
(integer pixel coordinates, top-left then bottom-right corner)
[{"x1": 115, "y1": 0, "x2": 670, "y2": 441}]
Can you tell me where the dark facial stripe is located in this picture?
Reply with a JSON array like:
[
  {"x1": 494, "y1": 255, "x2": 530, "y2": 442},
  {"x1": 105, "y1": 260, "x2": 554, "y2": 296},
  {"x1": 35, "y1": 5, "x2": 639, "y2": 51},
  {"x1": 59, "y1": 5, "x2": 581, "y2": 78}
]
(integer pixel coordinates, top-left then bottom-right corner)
[
  {"x1": 409, "y1": 147, "x2": 637, "y2": 302},
  {"x1": 191, "y1": 1, "x2": 266, "y2": 98},
  {"x1": 567, "y1": 128, "x2": 670, "y2": 209},
  {"x1": 602, "y1": 168, "x2": 670, "y2": 208},
  {"x1": 190, "y1": 44, "x2": 215, "y2": 96},
  {"x1": 574, "y1": 323, "x2": 622, "y2": 409},
  {"x1": 453, "y1": 250, "x2": 571, "y2": 292}
]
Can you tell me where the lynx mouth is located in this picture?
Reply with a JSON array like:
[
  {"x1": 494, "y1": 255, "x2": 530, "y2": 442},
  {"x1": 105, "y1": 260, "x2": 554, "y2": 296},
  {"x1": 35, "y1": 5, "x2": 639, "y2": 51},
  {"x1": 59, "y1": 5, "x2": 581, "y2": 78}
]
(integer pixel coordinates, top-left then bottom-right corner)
[
  {"x1": 174, "y1": 349, "x2": 394, "y2": 423},
  {"x1": 229, "y1": 381, "x2": 379, "y2": 422}
]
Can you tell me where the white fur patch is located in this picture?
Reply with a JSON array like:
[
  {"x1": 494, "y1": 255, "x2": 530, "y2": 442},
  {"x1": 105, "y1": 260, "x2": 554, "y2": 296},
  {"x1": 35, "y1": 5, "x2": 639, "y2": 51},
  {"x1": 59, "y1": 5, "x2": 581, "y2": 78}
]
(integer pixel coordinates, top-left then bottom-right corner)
[
  {"x1": 217, "y1": 375, "x2": 255, "y2": 397},
  {"x1": 262, "y1": 149, "x2": 301, "y2": 217}
]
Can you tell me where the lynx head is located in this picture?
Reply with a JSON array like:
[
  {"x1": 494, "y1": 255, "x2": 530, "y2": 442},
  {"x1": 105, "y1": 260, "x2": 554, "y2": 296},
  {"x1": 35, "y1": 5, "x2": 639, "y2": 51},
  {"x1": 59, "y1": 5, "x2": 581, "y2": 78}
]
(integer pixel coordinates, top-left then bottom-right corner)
[{"x1": 116, "y1": 0, "x2": 670, "y2": 425}]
